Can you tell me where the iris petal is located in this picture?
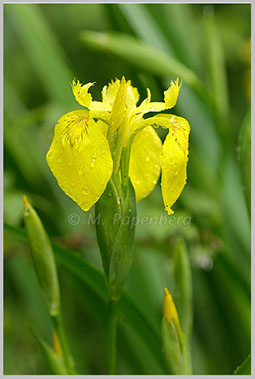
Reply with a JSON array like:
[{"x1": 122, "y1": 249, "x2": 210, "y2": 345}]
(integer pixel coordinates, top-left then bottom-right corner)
[
  {"x1": 129, "y1": 126, "x2": 162, "y2": 202},
  {"x1": 133, "y1": 78, "x2": 181, "y2": 116},
  {"x1": 46, "y1": 110, "x2": 113, "y2": 211},
  {"x1": 160, "y1": 115, "x2": 190, "y2": 215}
]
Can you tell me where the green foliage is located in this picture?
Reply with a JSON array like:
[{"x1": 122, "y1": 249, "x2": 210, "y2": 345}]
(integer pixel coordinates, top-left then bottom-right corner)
[{"x1": 4, "y1": 3, "x2": 251, "y2": 375}]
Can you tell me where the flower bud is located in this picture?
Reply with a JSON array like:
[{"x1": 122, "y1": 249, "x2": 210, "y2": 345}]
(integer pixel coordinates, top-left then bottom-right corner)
[
  {"x1": 23, "y1": 196, "x2": 60, "y2": 316},
  {"x1": 161, "y1": 288, "x2": 192, "y2": 374},
  {"x1": 95, "y1": 177, "x2": 136, "y2": 301}
]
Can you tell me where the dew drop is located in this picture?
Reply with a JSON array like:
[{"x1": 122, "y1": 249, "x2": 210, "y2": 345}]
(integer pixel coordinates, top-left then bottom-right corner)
[
  {"x1": 24, "y1": 207, "x2": 30, "y2": 216},
  {"x1": 82, "y1": 186, "x2": 88, "y2": 195}
]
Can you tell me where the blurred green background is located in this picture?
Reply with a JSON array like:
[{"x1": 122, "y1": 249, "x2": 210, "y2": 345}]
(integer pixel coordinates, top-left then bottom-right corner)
[{"x1": 4, "y1": 3, "x2": 251, "y2": 375}]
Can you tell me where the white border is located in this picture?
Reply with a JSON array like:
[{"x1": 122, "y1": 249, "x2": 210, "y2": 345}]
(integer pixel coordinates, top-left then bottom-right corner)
[{"x1": 1, "y1": 0, "x2": 253, "y2": 377}]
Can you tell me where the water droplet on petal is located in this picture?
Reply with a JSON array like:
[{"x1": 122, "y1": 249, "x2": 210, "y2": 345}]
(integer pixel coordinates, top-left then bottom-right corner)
[{"x1": 82, "y1": 186, "x2": 88, "y2": 195}]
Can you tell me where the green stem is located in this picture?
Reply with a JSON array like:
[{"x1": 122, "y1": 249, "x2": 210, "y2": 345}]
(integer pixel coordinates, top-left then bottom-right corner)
[
  {"x1": 51, "y1": 314, "x2": 77, "y2": 375},
  {"x1": 107, "y1": 299, "x2": 118, "y2": 375}
]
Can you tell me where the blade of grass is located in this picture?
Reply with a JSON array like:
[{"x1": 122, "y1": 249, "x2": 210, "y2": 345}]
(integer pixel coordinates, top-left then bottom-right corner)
[
  {"x1": 117, "y1": 4, "x2": 174, "y2": 55},
  {"x1": 147, "y1": 4, "x2": 201, "y2": 72},
  {"x1": 4, "y1": 223, "x2": 166, "y2": 371},
  {"x1": 203, "y1": 6, "x2": 230, "y2": 140},
  {"x1": 80, "y1": 31, "x2": 210, "y2": 103},
  {"x1": 6, "y1": 4, "x2": 74, "y2": 107}
]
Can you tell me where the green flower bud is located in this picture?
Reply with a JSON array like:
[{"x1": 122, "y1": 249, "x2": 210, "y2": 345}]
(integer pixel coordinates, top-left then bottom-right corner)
[
  {"x1": 173, "y1": 237, "x2": 193, "y2": 341},
  {"x1": 95, "y1": 177, "x2": 136, "y2": 301},
  {"x1": 23, "y1": 196, "x2": 60, "y2": 316}
]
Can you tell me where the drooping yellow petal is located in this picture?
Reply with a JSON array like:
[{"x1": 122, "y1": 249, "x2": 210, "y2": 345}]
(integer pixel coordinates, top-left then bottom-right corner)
[
  {"x1": 72, "y1": 80, "x2": 95, "y2": 108},
  {"x1": 129, "y1": 126, "x2": 162, "y2": 202},
  {"x1": 46, "y1": 110, "x2": 113, "y2": 211},
  {"x1": 160, "y1": 116, "x2": 190, "y2": 215}
]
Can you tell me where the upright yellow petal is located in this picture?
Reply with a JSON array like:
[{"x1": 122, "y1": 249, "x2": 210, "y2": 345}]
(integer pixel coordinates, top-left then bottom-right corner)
[
  {"x1": 129, "y1": 126, "x2": 162, "y2": 202},
  {"x1": 107, "y1": 77, "x2": 127, "y2": 146},
  {"x1": 72, "y1": 80, "x2": 94, "y2": 107},
  {"x1": 160, "y1": 116, "x2": 190, "y2": 215},
  {"x1": 133, "y1": 78, "x2": 181, "y2": 116},
  {"x1": 102, "y1": 78, "x2": 120, "y2": 105},
  {"x1": 102, "y1": 77, "x2": 139, "y2": 111},
  {"x1": 164, "y1": 78, "x2": 182, "y2": 109},
  {"x1": 46, "y1": 110, "x2": 113, "y2": 211},
  {"x1": 126, "y1": 80, "x2": 140, "y2": 111}
]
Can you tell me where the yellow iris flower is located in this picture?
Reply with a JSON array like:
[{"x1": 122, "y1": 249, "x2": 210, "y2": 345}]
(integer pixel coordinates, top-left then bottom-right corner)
[{"x1": 46, "y1": 77, "x2": 190, "y2": 215}]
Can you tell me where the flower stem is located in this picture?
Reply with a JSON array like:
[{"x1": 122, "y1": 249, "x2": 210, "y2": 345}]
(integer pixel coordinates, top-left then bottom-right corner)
[
  {"x1": 51, "y1": 314, "x2": 77, "y2": 375},
  {"x1": 107, "y1": 299, "x2": 118, "y2": 375}
]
